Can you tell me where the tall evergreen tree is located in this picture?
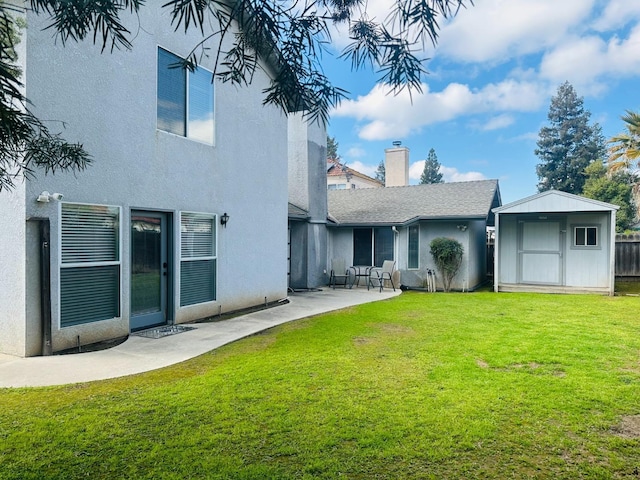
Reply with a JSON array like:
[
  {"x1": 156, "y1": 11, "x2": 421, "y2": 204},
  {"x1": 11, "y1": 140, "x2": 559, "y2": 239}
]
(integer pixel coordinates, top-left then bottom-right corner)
[
  {"x1": 420, "y1": 148, "x2": 444, "y2": 184},
  {"x1": 375, "y1": 160, "x2": 385, "y2": 184},
  {"x1": 327, "y1": 135, "x2": 339, "y2": 161},
  {"x1": 535, "y1": 82, "x2": 606, "y2": 194}
]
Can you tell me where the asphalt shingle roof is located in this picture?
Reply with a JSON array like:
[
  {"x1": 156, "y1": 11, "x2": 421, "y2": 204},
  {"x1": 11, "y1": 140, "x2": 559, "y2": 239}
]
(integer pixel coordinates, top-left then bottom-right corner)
[
  {"x1": 327, "y1": 179, "x2": 501, "y2": 225},
  {"x1": 288, "y1": 203, "x2": 309, "y2": 218}
]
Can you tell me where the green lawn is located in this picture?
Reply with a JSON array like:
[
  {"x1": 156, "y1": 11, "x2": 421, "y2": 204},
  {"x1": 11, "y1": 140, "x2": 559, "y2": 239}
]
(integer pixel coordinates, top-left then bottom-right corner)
[{"x1": 1, "y1": 292, "x2": 639, "y2": 479}]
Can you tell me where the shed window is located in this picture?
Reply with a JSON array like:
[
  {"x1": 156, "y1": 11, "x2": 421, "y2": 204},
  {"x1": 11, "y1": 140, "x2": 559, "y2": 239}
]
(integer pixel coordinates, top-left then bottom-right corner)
[
  {"x1": 180, "y1": 212, "x2": 217, "y2": 306},
  {"x1": 60, "y1": 203, "x2": 121, "y2": 327},
  {"x1": 574, "y1": 226, "x2": 598, "y2": 247}
]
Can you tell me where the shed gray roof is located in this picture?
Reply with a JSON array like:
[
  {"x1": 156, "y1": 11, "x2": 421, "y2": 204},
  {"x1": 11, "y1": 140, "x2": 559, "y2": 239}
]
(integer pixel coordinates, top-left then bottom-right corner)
[
  {"x1": 493, "y1": 189, "x2": 619, "y2": 214},
  {"x1": 328, "y1": 179, "x2": 501, "y2": 226}
]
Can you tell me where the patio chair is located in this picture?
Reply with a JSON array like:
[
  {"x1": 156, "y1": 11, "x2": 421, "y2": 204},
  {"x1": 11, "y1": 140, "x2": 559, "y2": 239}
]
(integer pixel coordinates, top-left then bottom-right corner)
[
  {"x1": 368, "y1": 260, "x2": 396, "y2": 292},
  {"x1": 329, "y1": 258, "x2": 353, "y2": 289}
]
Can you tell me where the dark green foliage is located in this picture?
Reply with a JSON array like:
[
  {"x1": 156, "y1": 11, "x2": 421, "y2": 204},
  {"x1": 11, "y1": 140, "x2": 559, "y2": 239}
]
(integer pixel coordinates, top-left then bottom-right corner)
[
  {"x1": 0, "y1": 3, "x2": 90, "y2": 191},
  {"x1": 535, "y1": 82, "x2": 606, "y2": 195},
  {"x1": 429, "y1": 237, "x2": 463, "y2": 291},
  {"x1": 375, "y1": 160, "x2": 385, "y2": 183},
  {"x1": 327, "y1": 135, "x2": 339, "y2": 160},
  {"x1": 582, "y1": 160, "x2": 637, "y2": 232},
  {"x1": 420, "y1": 147, "x2": 443, "y2": 184}
]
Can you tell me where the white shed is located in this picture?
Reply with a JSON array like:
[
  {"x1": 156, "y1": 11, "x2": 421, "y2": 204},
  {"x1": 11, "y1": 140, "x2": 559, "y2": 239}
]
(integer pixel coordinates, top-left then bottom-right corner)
[{"x1": 492, "y1": 190, "x2": 618, "y2": 295}]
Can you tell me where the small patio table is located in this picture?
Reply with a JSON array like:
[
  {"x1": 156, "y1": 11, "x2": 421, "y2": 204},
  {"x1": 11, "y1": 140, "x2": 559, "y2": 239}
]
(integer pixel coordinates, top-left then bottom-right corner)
[{"x1": 350, "y1": 265, "x2": 374, "y2": 287}]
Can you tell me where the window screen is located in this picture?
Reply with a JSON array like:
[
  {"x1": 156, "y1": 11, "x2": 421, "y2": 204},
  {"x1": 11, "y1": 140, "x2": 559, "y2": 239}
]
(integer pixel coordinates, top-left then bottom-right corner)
[
  {"x1": 157, "y1": 48, "x2": 186, "y2": 136},
  {"x1": 60, "y1": 203, "x2": 121, "y2": 327},
  {"x1": 180, "y1": 213, "x2": 216, "y2": 306},
  {"x1": 374, "y1": 228, "x2": 394, "y2": 267},
  {"x1": 408, "y1": 225, "x2": 419, "y2": 269},
  {"x1": 157, "y1": 47, "x2": 214, "y2": 143}
]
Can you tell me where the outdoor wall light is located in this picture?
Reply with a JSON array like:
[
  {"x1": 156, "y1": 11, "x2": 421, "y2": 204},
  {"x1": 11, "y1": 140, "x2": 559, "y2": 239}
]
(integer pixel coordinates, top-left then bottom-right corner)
[
  {"x1": 220, "y1": 212, "x2": 230, "y2": 227},
  {"x1": 37, "y1": 191, "x2": 64, "y2": 203},
  {"x1": 457, "y1": 224, "x2": 467, "y2": 232}
]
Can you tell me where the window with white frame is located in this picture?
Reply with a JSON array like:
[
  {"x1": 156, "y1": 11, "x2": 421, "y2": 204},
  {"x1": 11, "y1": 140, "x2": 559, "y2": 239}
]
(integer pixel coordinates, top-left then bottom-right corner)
[
  {"x1": 574, "y1": 226, "x2": 598, "y2": 247},
  {"x1": 180, "y1": 212, "x2": 216, "y2": 306},
  {"x1": 408, "y1": 224, "x2": 419, "y2": 269},
  {"x1": 157, "y1": 47, "x2": 214, "y2": 144},
  {"x1": 60, "y1": 203, "x2": 121, "y2": 327}
]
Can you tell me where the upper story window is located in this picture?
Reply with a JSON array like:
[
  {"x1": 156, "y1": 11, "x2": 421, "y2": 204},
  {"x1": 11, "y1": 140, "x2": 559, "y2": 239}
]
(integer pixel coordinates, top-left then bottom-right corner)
[
  {"x1": 574, "y1": 226, "x2": 598, "y2": 247},
  {"x1": 157, "y1": 47, "x2": 214, "y2": 144}
]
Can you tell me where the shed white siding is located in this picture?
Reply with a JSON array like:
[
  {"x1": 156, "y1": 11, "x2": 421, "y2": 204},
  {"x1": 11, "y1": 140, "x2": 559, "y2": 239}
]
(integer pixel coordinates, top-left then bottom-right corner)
[{"x1": 493, "y1": 191, "x2": 617, "y2": 295}]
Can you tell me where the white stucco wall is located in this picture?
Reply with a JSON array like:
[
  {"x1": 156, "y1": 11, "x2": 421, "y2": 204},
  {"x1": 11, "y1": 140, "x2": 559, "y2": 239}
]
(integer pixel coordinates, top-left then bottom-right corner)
[
  {"x1": 0, "y1": 184, "x2": 28, "y2": 356},
  {"x1": 287, "y1": 114, "x2": 328, "y2": 288},
  {"x1": 0, "y1": 15, "x2": 28, "y2": 356},
  {"x1": 12, "y1": 7, "x2": 289, "y2": 354}
]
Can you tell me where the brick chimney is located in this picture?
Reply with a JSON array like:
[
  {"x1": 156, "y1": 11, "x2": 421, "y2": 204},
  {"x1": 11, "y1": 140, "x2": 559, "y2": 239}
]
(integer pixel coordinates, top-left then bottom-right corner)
[{"x1": 385, "y1": 141, "x2": 409, "y2": 187}]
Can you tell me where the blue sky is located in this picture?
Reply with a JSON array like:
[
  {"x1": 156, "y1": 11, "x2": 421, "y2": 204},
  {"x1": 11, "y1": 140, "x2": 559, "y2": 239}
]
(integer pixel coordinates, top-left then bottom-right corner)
[{"x1": 324, "y1": 0, "x2": 640, "y2": 203}]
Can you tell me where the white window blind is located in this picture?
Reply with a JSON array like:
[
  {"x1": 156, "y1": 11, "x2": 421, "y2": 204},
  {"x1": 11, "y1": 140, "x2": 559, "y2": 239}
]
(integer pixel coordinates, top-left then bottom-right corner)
[
  {"x1": 180, "y1": 212, "x2": 216, "y2": 306},
  {"x1": 60, "y1": 204, "x2": 121, "y2": 327}
]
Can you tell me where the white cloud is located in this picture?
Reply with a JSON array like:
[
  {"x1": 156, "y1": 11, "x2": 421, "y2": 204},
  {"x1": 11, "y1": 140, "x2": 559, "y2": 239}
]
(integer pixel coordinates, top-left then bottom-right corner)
[
  {"x1": 409, "y1": 161, "x2": 426, "y2": 180},
  {"x1": 539, "y1": 25, "x2": 640, "y2": 93},
  {"x1": 437, "y1": 0, "x2": 595, "y2": 64},
  {"x1": 477, "y1": 114, "x2": 516, "y2": 131},
  {"x1": 348, "y1": 160, "x2": 377, "y2": 177},
  {"x1": 332, "y1": 80, "x2": 545, "y2": 140},
  {"x1": 593, "y1": 0, "x2": 640, "y2": 31},
  {"x1": 440, "y1": 166, "x2": 487, "y2": 182},
  {"x1": 408, "y1": 161, "x2": 485, "y2": 182},
  {"x1": 346, "y1": 147, "x2": 367, "y2": 158}
]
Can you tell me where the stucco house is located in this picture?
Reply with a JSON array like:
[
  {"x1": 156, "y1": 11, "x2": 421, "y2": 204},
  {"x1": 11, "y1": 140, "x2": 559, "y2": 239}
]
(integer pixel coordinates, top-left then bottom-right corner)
[
  {"x1": 0, "y1": 6, "x2": 324, "y2": 356},
  {"x1": 327, "y1": 159, "x2": 383, "y2": 190},
  {"x1": 327, "y1": 178, "x2": 502, "y2": 291},
  {"x1": 493, "y1": 190, "x2": 618, "y2": 295}
]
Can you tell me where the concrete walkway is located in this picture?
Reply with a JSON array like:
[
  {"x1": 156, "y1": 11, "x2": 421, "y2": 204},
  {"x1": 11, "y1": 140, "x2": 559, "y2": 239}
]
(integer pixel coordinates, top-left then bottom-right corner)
[{"x1": 0, "y1": 288, "x2": 401, "y2": 388}]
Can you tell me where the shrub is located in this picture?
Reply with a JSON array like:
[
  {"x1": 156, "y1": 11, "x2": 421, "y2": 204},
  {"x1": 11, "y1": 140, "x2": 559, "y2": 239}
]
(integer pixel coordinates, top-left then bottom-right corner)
[{"x1": 429, "y1": 237, "x2": 463, "y2": 292}]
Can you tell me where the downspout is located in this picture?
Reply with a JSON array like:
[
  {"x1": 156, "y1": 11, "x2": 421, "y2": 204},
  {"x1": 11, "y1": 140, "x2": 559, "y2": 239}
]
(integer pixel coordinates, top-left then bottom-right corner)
[{"x1": 39, "y1": 219, "x2": 52, "y2": 355}]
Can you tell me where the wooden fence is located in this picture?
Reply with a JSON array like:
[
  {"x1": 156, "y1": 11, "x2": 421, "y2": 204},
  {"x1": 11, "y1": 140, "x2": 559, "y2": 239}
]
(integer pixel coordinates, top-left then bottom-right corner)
[{"x1": 616, "y1": 234, "x2": 640, "y2": 278}]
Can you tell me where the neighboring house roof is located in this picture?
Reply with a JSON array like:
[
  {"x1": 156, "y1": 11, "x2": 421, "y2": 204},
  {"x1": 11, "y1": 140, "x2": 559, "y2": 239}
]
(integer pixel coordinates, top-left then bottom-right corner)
[
  {"x1": 493, "y1": 189, "x2": 619, "y2": 214},
  {"x1": 328, "y1": 179, "x2": 501, "y2": 226},
  {"x1": 327, "y1": 159, "x2": 383, "y2": 187},
  {"x1": 288, "y1": 202, "x2": 309, "y2": 219}
]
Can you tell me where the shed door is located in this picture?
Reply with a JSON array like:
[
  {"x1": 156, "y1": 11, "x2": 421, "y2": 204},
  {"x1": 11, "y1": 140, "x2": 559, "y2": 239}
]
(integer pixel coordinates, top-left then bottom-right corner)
[{"x1": 518, "y1": 219, "x2": 564, "y2": 285}]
